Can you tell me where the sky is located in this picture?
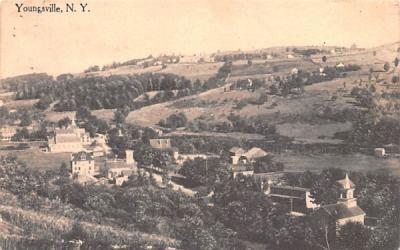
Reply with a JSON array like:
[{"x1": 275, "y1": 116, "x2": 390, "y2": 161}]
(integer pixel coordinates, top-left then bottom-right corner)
[{"x1": 0, "y1": 0, "x2": 399, "y2": 78}]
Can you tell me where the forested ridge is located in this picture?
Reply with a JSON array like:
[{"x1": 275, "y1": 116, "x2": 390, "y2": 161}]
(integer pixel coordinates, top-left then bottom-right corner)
[{"x1": 3, "y1": 62, "x2": 232, "y2": 112}]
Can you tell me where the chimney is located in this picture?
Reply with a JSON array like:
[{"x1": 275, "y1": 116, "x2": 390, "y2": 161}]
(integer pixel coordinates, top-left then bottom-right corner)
[{"x1": 125, "y1": 150, "x2": 135, "y2": 164}]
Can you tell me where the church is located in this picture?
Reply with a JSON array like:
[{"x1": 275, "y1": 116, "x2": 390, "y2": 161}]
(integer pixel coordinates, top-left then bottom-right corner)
[{"x1": 313, "y1": 174, "x2": 366, "y2": 230}]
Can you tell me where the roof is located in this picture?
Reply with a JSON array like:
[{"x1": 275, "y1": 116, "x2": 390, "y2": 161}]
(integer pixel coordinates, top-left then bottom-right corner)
[
  {"x1": 318, "y1": 203, "x2": 365, "y2": 220},
  {"x1": 336, "y1": 174, "x2": 355, "y2": 189},
  {"x1": 56, "y1": 136, "x2": 82, "y2": 143},
  {"x1": 71, "y1": 151, "x2": 94, "y2": 162},
  {"x1": 270, "y1": 185, "x2": 310, "y2": 192},
  {"x1": 243, "y1": 147, "x2": 268, "y2": 159},
  {"x1": 229, "y1": 147, "x2": 246, "y2": 154}
]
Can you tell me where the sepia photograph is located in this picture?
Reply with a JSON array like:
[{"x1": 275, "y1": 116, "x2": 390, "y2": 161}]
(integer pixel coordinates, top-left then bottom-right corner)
[{"x1": 0, "y1": 0, "x2": 399, "y2": 249}]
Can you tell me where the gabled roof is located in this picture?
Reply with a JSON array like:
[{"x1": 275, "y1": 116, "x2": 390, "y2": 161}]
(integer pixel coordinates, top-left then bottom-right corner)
[
  {"x1": 243, "y1": 147, "x2": 268, "y2": 159},
  {"x1": 318, "y1": 203, "x2": 365, "y2": 220},
  {"x1": 71, "y1": 151, "x2": 94, "y2": 162}
]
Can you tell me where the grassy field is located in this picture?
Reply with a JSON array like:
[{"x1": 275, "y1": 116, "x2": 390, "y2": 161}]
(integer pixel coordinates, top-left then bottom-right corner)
[
  {"x1": 77, "y1": 62, "x2": 224, "y2": 81},
  {"x1": 231, "y1": 58, "x2": 319, "y2": 77},
  {"x1": 160, "y1": 62, "x2": 224, "y2": 81},
  {"x1": 0, "y1": 142, "x2": 70, "y2": 169},
  {"x1": 276, "y1": 122, "x2": 352, "y2": 144},
  {"x1": 275, "y1": 152, "x2": 400, "y2": 177},
  {"x1": 3, "y1": 99, "x2": 39, "y2": 109}
]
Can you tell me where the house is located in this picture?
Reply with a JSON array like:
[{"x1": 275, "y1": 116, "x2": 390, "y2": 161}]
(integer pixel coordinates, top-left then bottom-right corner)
[
  {"x1": 149, "y1": 138, "x2": 171, "y2": 150},
  {"x1": 71, "y1": 151, "x2": 96, "y2": 179},
  {"x1": 336, "y1": 62, "x2": 345, "y2": 68},
  {"x1": 287, "y1": 54, "x2": 295, "y2": 59},
  {"x1": 229, "y1": 147, "x2": 246, "y2": 165},
  {"x1": 267, "y1": 185, "x2": 318, "y2": 215},
  {"x1": 0, "y1": 126, "x2": 17, "y2": 141},
  {"x1": 314, "y1": 174, "x2": 366, "y2": 230},
  {"x1": 374, "y1": 148, "x2": 386, "y2": 157},
  {"x1": 229, "y1": 147, "x2": 268, "y2": 165},
  {"x1": 48, "y1": 123, "x2": 91, "y2": 153},
  {"x1": 291, "y1": 68, "x2": 299, "y2": 75}
]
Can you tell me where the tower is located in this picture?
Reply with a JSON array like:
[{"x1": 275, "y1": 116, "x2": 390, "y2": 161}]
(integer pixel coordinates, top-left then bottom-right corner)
[
  {"x1": 125, "y1": 150, "x2": 135, "y2": 165},
  {"x1": 337, "y1": 174, "x2": 357, "y2": 208}
]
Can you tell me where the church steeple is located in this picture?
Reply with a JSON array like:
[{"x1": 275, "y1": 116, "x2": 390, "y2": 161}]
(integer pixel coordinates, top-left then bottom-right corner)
[{"x1": 337, "y1": 173, "x2": 357, "y2": 207}]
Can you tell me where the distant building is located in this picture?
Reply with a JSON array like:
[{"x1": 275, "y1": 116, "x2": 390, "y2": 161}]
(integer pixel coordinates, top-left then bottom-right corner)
[
  {"x1": 374, "y1": 148, "x2": 386, "y2": 157},
  {"x1": 71, "y1": 151, "x2": 96, "y2": 178},
  {"x1": 0, "y1": 126, "x2": 17, "y2": 141},
  {"x1": 336, "y1": 62, "x2": 345, "y2": 68},
  {"x1": 291, "y1": 68, "x2": 299, "y2": 75},
  {"x1": 106, "y1": 150, "x2": 137, "y2": 186},
  {"x1": 229, "y1": 147, "x2": 268, "y2": 165},
  {"x1": 48, "y1": 123, "x2": 91, "y2": 153},
  {"x1": 242, "y1": 147, "x2": 268, "y2": 163},
  {"x1": 267, "y1": 185, "x2": 318, "y2": 215},
  {"x1": 314, "y1": 174, "x2": 366, "y2": 229},
  {"x1": 287, "y1": 54, "x2": 295, "y2": 59},
  {"x1": 149, "y1": 138, "x2": 172, "y2": 150},
  {"x1": 229, "y1": 147, "x2": 246, "y2": 165}
]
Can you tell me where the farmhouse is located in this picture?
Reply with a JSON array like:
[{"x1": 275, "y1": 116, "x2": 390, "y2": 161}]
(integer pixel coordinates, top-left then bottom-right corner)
[
  {"x1": 0, "y1": 126, "x2": 17, "y2": 141},
  {"x1": 242, "y1": 147, "x2": 268, "y2": 163},
  {"x1": 314, "y1": 174, "x2": 366, "y2": 229}
]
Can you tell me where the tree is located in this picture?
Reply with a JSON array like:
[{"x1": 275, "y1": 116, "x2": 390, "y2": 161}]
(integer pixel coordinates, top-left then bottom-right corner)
[
  {"x1": 179, "y1": 158, "x2": 229, "y2": 188},
  {"x1": 394, "y1": 57, "x2": 399, "y2": 67},
  {"x1": 247, "y1": 59, "x2": 253, "y2": 66},
  {"x1": 59, "y1": 162, "x2": 70, "y2": 177},
  {"x1": 76, "y1": 106, "x2": 92, "y2": 121},
  {"x1": 159, "y1": 112, "x2": 188, "y2": 129},
  {"x1": 383, "y1": 62, "x2": 390, "y2": 72},
  {"x1": 113, "y1": 110, "x2": 126, "y2": 124},
  {"x1": 337, "y1": 222, "x2": 371, "y2": 250},
  {"x1": 58, "y1": 117, "x2": 72, "y2": 128},
  {"x1": 310, "y1": 168, "x2": 345, "y2": 205},
  {"x1": 19, "y1": 113, "x2": 32, "y2": 127},
  {"x1": 322, "y1": 56, "x2": 327, "y2": 63}
]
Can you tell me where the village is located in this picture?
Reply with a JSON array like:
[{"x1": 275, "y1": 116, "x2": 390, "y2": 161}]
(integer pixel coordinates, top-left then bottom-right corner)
[{"x1": 0, "y1": 27, "x2": 399, "y2": 250}]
